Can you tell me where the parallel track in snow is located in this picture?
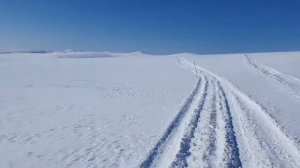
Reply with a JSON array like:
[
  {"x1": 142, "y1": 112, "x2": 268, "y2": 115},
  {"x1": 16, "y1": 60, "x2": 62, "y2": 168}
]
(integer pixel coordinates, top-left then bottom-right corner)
[
  {"x1": 245, "y1": 55, "x2": 300, "y2": 102},
  {"x1": 140, "y1": 57, "x2": 300, "y2": 168},
  {"x1": 140, "y1": 76, "x2": 205, "y2": 168}
]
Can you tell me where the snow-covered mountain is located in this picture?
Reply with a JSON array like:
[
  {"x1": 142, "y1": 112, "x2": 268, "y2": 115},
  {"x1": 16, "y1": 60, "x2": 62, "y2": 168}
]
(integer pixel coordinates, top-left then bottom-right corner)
[{"x1": 1, "y1": 51, "x2": 300, "y2": 167}]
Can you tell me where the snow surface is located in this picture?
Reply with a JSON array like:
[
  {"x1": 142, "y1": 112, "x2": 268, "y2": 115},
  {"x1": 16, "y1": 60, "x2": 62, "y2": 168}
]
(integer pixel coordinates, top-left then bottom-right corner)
[{"x1": 0, "y1": 51, "x2": 300, "y2": 168}]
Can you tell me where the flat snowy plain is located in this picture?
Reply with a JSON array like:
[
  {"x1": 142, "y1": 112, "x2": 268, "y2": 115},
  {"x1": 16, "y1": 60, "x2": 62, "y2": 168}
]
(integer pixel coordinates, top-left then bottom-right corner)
[{"x1": 1, "y1": 51, "x2": 300, "y2": 168}]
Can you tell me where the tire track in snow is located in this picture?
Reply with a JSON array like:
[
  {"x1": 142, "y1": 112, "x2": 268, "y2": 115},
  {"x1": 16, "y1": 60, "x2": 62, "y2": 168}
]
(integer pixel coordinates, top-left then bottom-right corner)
[
  {"x1": 179, "y1": 58, "x2": 242, "y2": 167},
  {"x1": 141, "y1": 58, "x2": 243, "y2": 168},
  {"x1": 185, "y1": 79, "x2": 219, "y2": 168},
  {"x1": 181, "y1": 78, "x2": 241, "y2": 168},
  {"x1": 140, "y1": 76, "x2": 206, "y2": 168},
  {"x1": 171, "y1": 77, "x2": 242, "y2": 168},
  {"x1": 245, "y1": 55, "x2": 300, "y2": 102},
  {"x1": 182, "y1": 57, "x2": 300, "y2": 167},
  {"x1": 141, "y1": 57, "x2": 300, "y2": 167},
  {"x1": 225, "y1": 86, "x2": 300, "y2": 167},
  {"x1": 214, "y1": 82, "x2": 241, "y2": 168},
  {"x1": 170, "y1": 78, "x2": 209, "y2": 167}
]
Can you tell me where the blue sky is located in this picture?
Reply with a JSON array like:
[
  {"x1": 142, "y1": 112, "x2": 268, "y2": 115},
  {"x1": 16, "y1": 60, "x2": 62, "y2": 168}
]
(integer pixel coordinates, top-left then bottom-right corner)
[{"x1": 1, "y1": 0, "x2": 300, "y2": 54}]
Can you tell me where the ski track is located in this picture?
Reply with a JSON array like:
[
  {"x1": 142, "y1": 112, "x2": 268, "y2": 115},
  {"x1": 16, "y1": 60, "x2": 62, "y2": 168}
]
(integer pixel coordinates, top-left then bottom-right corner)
[
  {"x1": 140, "y1": 57, "x2": 300, "y2": 168},
  {"x1": 245, "y1": 55, "x2": 300, "y2": 102}
]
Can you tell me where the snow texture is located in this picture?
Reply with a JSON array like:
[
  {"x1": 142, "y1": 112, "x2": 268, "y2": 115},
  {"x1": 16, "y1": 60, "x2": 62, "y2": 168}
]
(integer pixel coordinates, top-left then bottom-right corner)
[{"x1": 0, "y1": 51, "x2": 300, "y2": 168}]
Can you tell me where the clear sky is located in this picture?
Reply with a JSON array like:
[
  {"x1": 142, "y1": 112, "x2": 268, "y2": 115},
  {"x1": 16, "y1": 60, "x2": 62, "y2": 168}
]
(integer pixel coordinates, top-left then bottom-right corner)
[{"x1": 1, "y1": 0, "x2": 300, "y2": 54}]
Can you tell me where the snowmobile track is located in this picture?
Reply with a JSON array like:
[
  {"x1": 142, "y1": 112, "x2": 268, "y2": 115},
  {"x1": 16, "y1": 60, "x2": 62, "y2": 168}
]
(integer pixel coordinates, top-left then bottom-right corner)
[
  {"x1": 245, "y1": 55, "x2": 300, "y2": 102},
  {"x1": 140, "y1": 57, "x2": 300, "y2": 168},
  {"x1": 140, "y1": 77, "x2": 204, "y2": 168}
]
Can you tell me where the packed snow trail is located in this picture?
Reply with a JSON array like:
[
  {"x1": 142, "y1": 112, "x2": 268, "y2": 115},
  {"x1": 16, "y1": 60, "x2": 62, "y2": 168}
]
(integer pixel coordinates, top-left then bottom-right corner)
[
  {"x1": 141, "y1": 59, "x2": 242, "y2": 168},
  {"x1": 170, "y1": 77, "x2": 208, "y2": 167},
  {"x1": 183, "y1": 57, "x2": 300, "y2": 168},
  {"x1": 140, "y1": 57, "x2": 300, "y2": 168},
  {"x1": 245, "y1": 55, "x2": 300, "y2": 102},
  {"x1": 140, "y1": 76, "x2": 206, "y2": 168}
]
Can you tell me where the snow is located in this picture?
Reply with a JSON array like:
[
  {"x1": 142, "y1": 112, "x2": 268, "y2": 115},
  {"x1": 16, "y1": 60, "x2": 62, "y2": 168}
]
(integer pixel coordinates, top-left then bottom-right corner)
[
  {"x1": 183, "y1": 53, "x2": 300, "y2": 139},
  {"x1": 0, "y1": 51, "x2": 300, "y2": 167}
]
